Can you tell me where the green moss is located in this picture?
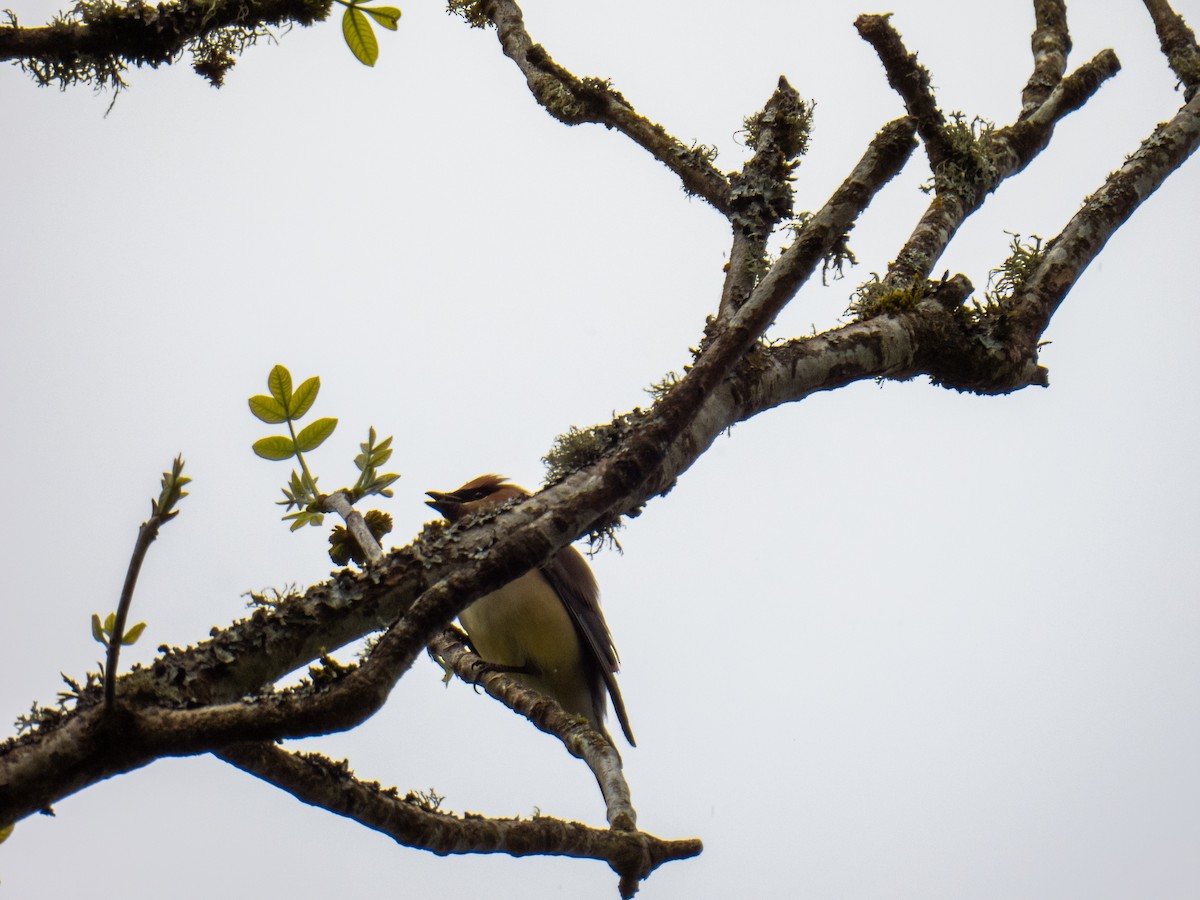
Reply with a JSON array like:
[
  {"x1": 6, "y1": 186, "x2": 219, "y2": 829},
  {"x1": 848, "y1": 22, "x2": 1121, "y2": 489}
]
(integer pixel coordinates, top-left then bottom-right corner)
[
  {"x1": 446, "y1": 0, "x2": 488, "y2": 28},
  {"x1": 847, "y1": 276, "x2": 931, "y2": 320},
  {"x1": 541, "y1": 411, "x2": 651, "y2": 552},
  {"x1": 542, "y1": 411, "x2": 646, "y2": 484},
  {"x1": 986, "y1": 232, "x2": 1045, "y2": 303},
  {"x1": 923, "y1": 112, "x2": 1000, "y2": 196},
  {"x1": 742, "y1": 93, "x2": 813, "y2": 160},
  {"x1": 645, "y1": 371, "x2": 681, "y2": 404}
]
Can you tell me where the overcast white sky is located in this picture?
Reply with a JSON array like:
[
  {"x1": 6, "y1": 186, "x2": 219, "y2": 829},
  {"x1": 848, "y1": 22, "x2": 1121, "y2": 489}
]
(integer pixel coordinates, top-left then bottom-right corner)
[{"x1": 3, "y1": 1, "x2": 1199, "y2": 897}]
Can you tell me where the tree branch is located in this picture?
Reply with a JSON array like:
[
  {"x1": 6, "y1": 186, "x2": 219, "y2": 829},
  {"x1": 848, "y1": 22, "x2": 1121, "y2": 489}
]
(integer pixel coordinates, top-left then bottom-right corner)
[
  {"x1": 718, "y1": 77, "x2": 813, "y2": 320},
  {"x1": 1008, "y1": 91, "x2": 1200, "y2": 346},
  {"x1": 873, "y1": 23, "x2": 1120, "y2": 289},
  {"x1": 854, "y1": 14, "x2": 951, "y2": 169},
  {"x1": 0, "y1": 115, "x2": 917, "y2": 829},
  {"x1": 427, "y1": 627, "x2": 636, "y2": 829},
  {"x1": 479, "y1": 0, "x2": 732, "y2": 214},
  {"x1": 1021, "y1": 0, "x2": 1072, "y2": 118},
  {"x1": 217, "y1": 742, "x2": 700, "y2": 899},
  {"x1": 0, "y1": 0, "x2": 330, "y2": 88},
  {"x1": 1142, "y1": 0, "x2": 1200, "y2": 100}
]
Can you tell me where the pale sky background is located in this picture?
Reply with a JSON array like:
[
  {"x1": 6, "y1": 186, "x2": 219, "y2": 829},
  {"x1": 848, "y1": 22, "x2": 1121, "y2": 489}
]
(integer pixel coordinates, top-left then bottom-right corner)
[{"x1": 3, "y1": 2, "x2": 1199, "y2": 897}]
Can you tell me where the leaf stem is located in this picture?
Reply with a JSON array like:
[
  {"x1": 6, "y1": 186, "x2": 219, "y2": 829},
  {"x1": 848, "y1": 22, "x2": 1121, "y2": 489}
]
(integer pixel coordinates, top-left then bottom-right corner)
[{"x1": 286, "y1": 418, "x2": 319, "y2": 500}]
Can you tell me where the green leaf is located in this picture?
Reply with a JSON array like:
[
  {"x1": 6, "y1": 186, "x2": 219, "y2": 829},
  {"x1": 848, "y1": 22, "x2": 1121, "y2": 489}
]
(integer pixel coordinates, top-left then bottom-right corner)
[
  {"x1": 249, "y1": 394, "x2": 288, "y2": 424},
  {"x1": 253, "y1": 436, "x2": 297, "y2": 461},
  {"x1": 343, "y1": 7, "x2": 379, "y2": 66},
  {"x1": 156, "y1": 456, "x2": 190, "y2": 518},
  {"x1": 290, "y1": 377, "x2": 321, "y2": 420},
  {"x1": 104, "y1": 612, "x2": 116, "y2": 633},
  {"x1": 122, "y1": 622, "x2": 147, "y2": 645},
  {"x1": 0, "y1": 822, "x2": 13, "y2": 844},
  {"x1": 294, "y1": 417, "x2": 338, "y2": 453},
  {"x1": 367, "y1": 473, "x2": 400, "y2": 495},
  {"x1": 91, "y1": 613, "x2": 106, "y2": 645},
  {"x1": 364, "y1": 5, "x2": 401, "y2": 30},
  {"x1": 284, "y1": 510, "x2": 325, "y2": 531},
  {"x1": 268, "y1": 365, "x2": 293, "y2": 408}
]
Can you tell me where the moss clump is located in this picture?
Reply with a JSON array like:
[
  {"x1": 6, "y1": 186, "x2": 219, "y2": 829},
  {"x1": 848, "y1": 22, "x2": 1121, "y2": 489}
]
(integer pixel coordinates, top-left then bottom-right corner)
[
  {"x1": 925, "y1": 112, "x2": 999, "y2": 196},
  {"x1": 742, "y1": 87, "x2": 813, "y2": 160},
  {"x1": 986, "y1": 232, "x2": 1045, "y2": 303},
  {"x1": 847, "y1": 276, "x2": 932, "y2": 320},
  {"x1": 446, "y1": 0, "x2": 489, "y2": 28},
  {"x1": 541, "y1": 411, "x2": 650, "y2": 552},
  {"x1": 542, "y1": 411, "x2": 646, "y2": 485}
]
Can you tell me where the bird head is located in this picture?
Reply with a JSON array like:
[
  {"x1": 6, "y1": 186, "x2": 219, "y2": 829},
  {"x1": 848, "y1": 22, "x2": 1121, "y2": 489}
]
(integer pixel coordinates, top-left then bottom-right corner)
[{"x1": 425, "y1": 474, "x2": 530, "y2": 524}]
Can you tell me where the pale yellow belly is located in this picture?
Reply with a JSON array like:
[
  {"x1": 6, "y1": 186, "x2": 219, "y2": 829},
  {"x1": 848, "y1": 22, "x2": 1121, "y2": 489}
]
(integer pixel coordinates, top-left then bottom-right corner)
[{"x1": 459, "y1": 570, "x2": 592, "y2": 722}]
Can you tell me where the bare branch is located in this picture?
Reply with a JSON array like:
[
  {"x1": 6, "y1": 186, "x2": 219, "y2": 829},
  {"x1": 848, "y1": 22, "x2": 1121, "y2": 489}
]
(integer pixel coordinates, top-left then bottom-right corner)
[
  {"x1": 884, "y1": 48, "x2": 1120, "y2": 289},
  {"x1": 104, "y1": 456, "x2": 188, "y2": 706},
  {"x1": 718, "y1": 77, "x2": 813, "y2": 320},
  {"x1": 855, "y1": 14, "x2": 951, "y2": 169},
  {"x1": 218, "y1": 743, "x2": 700, "y2": 898},
  {"x1": 428, "y1": 627, "x2": 637, "y2": 829},
  {"x1": 480, "y1": 0, "x2": 732, "y2": 214},
  {"x1": 1143, "y1": 0, "x2": 1200, "y2": 100},
  {"x1": 1008, "y1": 92, "x2": 1200, "y2": 346},
  {"x1": 321, "y1": 490, "x2": 384, "y2": 565},
  {"x1": 1021, "y1": 0, "x2": 1072, "y2": 118}
]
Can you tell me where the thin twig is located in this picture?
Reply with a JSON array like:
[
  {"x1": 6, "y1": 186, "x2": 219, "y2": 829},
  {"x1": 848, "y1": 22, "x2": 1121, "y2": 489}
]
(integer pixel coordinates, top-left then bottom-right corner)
[
  {"x1": 105, "y1": 522, "x2": 160, "y2": 707},
  {"x1": 105, "y1": 456, "x2": 188, "y2": 707}
]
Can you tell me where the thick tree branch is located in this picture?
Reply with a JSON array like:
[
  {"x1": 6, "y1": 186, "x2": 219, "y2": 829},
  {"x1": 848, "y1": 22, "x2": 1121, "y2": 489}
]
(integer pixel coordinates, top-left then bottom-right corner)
[
  {"x1": 0, "y1": 116, "x2": 917, "y2": 829},
  {"x1": 0, "y1": 0, "x2": 330, "y2": 87},
  {"x1": 5, "y1": 8, "x2": 1198, "y2": 896}
]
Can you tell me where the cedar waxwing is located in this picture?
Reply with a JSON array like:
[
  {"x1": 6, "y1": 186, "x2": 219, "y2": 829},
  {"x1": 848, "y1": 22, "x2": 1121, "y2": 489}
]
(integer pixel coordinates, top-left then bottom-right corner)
[{"x1": 425, "y1": 475, "x2": 635, "y2": 749}]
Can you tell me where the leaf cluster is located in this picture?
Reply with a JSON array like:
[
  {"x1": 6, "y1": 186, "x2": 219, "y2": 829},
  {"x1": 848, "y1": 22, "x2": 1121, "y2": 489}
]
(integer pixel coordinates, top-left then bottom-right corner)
[
  {"x1": 248, "y1": 365, "x2": 400, "y2": 536},
  {"x1": 250, "y1": 364, "x2": 339, "y2": 531},
  {"x1": 337, "y1": 0, "x2": 400, "y2": 67},
  {"x1": 91, "y1": 611, "x2": 147, "y2": 649},
  {"x1": 350, "y1": 427, "x2": 400, "y2": 501},
  {"x1": 153, "y1": 455, "x2": 191, "y2": 521}
]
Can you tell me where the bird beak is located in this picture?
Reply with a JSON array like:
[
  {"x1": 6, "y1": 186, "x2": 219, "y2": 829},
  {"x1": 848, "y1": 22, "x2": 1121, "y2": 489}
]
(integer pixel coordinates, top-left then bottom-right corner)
[{"x1": 425, "y1": 490, "x2": 456, "y2": 518}]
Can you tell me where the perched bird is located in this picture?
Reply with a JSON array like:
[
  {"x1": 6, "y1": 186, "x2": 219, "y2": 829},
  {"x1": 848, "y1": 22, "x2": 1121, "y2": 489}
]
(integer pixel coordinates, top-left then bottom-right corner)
[{"x1": 425, "y1": 474, "x2": 635, "y2": 749}]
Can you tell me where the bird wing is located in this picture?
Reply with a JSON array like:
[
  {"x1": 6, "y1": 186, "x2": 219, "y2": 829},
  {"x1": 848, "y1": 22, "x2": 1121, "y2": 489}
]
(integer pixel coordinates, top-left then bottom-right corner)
[{"x1": 541, "y1": 545, "x2": 636, "y2": 746}]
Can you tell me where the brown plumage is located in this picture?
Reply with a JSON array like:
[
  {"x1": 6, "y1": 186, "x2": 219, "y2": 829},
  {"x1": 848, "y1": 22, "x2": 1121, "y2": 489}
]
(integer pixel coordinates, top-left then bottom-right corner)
[{"x1": 425, "y1": 475, "x2": 635, "y2": 748}]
